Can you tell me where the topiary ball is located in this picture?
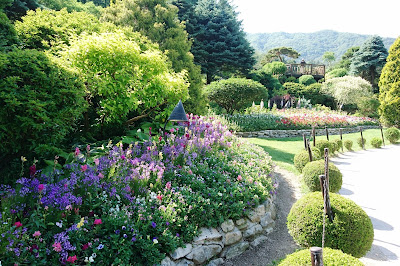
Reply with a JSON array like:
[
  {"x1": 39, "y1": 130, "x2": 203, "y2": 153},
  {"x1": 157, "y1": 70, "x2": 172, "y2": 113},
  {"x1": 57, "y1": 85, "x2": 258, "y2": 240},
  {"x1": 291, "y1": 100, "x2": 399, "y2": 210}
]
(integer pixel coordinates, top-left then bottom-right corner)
[
  {"x1": 357, "y1": 137, "x2": 367, "y2": 148},
  {"x1": 370, "y1": 137, "x2": 383, "y2": 148},
  {"x1": 302, "y1": 160, "x2": 342, "y2": 193},
  {"x1": 294, "y1": 149, "x2": 321, "y2": 173},
  {"x1": 343, "y1": 140, "x2": 353, "y2": 151},
  {"x1": 287, "y1": 192, "x2": 374, "y2": 258},
  {"x1": 315, "y1": 140, "x2": 333, "y2": 155},
  {"x1": 278, "y1": 248, "x2": 364, "y2": 266},
  {"x1": 385, "y1": 127, "x2": 400, "y2": 144},
  {"x1": 333, "y1": 139, "x2": 343, "y2": 152}
]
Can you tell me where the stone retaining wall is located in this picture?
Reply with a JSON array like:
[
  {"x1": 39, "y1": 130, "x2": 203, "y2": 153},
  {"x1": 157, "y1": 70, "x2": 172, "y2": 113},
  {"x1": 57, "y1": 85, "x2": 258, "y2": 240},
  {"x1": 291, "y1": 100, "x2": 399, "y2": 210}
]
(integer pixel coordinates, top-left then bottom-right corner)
[
  {"x1": 161, "y1": 196, "x2": 277, "y2": 266},
  {"x1": 235, "y1": 125, "x2": 380, "y2": 138}
]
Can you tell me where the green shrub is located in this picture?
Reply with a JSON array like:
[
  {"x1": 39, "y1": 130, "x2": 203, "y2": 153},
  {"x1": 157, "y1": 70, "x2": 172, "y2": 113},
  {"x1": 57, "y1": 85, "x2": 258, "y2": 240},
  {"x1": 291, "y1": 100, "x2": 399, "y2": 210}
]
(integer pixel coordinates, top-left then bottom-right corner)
[
  {"x1": 205, "y1": 78, "x2": 268, "y2": 114},
  {"x1": 333, "y1": 139, "x2": 343, "y2": 152},
  {"x1": 356, "y1": 95, "x2": 380, "y2": 118},
  {"x1": 315, "y1": 140, "x2": 333, "y2": 155},
  {"x1": 343, "y1": 140, "x2": 353, "y2": 150},
  {"x1": 0, "y1": 49, "x2": 87, "y2": 184},
  {"x1": 302, "y1": 160, "x2": 342, "y2": 193},
  {"x1": 278, "y1": 248, "x2": 363, "y2": 266},
  {"x1": 0, "y1": 11, "x2": 19, "y2": 52},
  {"x1": 357, "y1": 137, "x2": 366, "y2": 148},
  {"x1": 298, "y1": 74, "x2": 316, "y2": 86},
  {"x1": 384, "y1": 127, "x2": 400, "y2": 143},
  {"x1": 326, "y1": 68, "x2": 348, "y2": 80},
  {"x1": 370, "y1": 137, "x2": 383, "y2": 148},
  {"x1": 287, "y1": 192, "x2": 374, "y2": 258},
  {"x1": 293, "y1": 149, "x2": 321, "y2": 173}
]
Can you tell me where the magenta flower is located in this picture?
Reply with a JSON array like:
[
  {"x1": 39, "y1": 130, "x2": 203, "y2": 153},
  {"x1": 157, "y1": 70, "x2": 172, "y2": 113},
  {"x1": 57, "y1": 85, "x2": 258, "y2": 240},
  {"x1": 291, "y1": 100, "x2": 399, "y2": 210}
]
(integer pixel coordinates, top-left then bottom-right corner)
[
  {"x1": 38, "y1": 184, "x2": 44, "y2": 193},
  {"x1": 81, "y1": 165, "x2": 88, "y2": 172},
  {"x1": 165, "y1": 182, "x2": 171, "y2": 190},
  {"x1": 29, "y1": 164, "x2": 36, "y2": 177},
  {"x1": 33, "y1": 231, "x2": 41, "y2": 237},
  {"x1": 14, "y1": 221, "x2": 22, "y2": 228},
  {"x1": 93, "y1": 219, "x2": 102, "y2": 225},
  {"x1": 67, "y1": 255, "x2": 77, "y2": 263},
  {"x1": 52, "y1": 242, "x2": 62, "y2": 252},
  {"x1": 74, "y1": 147, "x2": 80, "y2": 156}
]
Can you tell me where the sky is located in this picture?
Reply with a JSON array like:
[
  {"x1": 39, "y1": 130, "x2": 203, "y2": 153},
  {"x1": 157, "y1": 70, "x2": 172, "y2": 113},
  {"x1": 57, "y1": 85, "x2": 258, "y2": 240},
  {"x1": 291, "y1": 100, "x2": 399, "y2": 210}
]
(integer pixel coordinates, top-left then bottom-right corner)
[{"x1": 230, "y1": 0, "x2": 400, "y2": 38}]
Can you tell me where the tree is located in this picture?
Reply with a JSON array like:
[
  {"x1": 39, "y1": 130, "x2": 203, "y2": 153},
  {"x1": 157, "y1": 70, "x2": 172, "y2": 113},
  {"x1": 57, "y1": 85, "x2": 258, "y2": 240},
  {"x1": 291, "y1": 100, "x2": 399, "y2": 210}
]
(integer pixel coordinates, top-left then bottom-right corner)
[
  {"x1": 350, "y1": 36, "x2": 388, "y2": 90},
  {"x1": 3, "y1": 0, "x2": 41, "y2": 20},
  {"x1": 101, "y1": 0, "x2": 207, "y2": 115},
  {"x1": 298, "y1": 75, "x2": 316, "y2": 86},
  {"x1": 322, "y1": 51, "x2": 335, "y2": 68},
  {"x1": 379, "y1": 37, "x2": 400, "y2": 127},
  {"x1": 337, "y1": 46, "x2": 359, "y2": 70},
  {"x1": 322, "y1": 76, "x2": 373, "y2": 110},
  {"x1": 205, "y1": 78, "x2": 268, "y2": 114},
  {"x1": 182, "y1": 0, "x2": 255, "y2": 83},
  {"x1": 37, "y1": 0, "x2": 102, "y2": 16},
  {"x1": 262, "y1": 47, "x2": 300, "y2": 64},
  {"x1": 0, "y1": 11, "x2": 19, "y2": 51},
  {"x1": 262, "y1": 61, "x2": 287, "y2": 76}
]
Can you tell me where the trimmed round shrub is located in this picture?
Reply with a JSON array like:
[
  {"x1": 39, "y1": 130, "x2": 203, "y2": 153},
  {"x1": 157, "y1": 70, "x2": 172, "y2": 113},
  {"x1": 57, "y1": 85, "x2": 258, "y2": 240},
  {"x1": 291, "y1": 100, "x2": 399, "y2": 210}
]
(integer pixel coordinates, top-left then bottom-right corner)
[
  {"x1": 299, "y1": 74, "x2": 317, "y2": 86},
  {"x1": 343, "y1": 140, "x2": 353, "y2": 150},
  {"x1": 278, "y1": 248, "x2": 363, "y2": 266},
  {"x1": 302, "y1": 160, "x2": 342, "y2": 193},
  {"x1": 333, "y1": 139, "x2": 343, "y2": 152},
  {"x1": 357, "y1": 137, "x2": 366, "y2": 148},
  {"x1": 294, "y1": 149, "x2": 321, "y2": 173},
  {"x1": 385, "y1": 127, "x2": 400, "y2": 143},
  {"x1": 315, "y1": 140, "x2": 333, "y2": 155},
  {"x1": 370, "y1": 137, "x2": 383, "y2": 148},
  {"x1": 287, "y1": 192, "x2": 374, "y2": 258}
]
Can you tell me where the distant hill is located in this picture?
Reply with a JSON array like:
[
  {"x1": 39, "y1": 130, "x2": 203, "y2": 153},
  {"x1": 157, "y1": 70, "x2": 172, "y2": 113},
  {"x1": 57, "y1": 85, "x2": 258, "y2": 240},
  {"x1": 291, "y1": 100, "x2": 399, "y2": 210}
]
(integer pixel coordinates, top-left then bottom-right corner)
[{"x1": 247, "y1": 30, "x2": 396, "y2": 63}]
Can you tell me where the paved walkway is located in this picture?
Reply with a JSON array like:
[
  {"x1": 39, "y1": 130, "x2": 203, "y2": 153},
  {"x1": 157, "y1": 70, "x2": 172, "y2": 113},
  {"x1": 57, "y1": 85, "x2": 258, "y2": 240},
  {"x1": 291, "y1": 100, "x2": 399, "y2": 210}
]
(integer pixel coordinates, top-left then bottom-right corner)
[{"x1": 330, "y1": 144, "x2": 400, "y2": 265}]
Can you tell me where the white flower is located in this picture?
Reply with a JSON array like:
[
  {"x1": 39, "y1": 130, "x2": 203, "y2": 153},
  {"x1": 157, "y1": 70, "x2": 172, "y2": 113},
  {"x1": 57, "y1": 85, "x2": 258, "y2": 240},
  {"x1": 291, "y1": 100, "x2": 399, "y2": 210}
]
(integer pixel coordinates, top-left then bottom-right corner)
[
  {"x1": 153, "y1": 238, "x2": 158, "y2": 244},
  {"x1": 89, "y1": 256, "x2": 94, "y2": 263},
  {"x1": 137, "y1": 129, "x2": 142, "y2": 133},
  {"x1": 92, "y1": 253, "x2": 97, "y2": 258},
  {"x1": 56, "y1": 221, "x2": 63, "y2": 228},
  {"x1": 84, "y1": 257, "x2": 89, "y2": 263}
]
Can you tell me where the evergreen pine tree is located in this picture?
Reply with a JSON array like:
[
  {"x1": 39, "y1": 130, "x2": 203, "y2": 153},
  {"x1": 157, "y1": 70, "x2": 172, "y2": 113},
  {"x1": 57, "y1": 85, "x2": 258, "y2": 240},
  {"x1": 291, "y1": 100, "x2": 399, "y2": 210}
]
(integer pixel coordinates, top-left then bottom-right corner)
[
  {"x1": 101, "y1": 0, "x2": 207, "y2": 115},
  {"x1": 350, "y1": 36, "x2": 388, "y2": 90}
]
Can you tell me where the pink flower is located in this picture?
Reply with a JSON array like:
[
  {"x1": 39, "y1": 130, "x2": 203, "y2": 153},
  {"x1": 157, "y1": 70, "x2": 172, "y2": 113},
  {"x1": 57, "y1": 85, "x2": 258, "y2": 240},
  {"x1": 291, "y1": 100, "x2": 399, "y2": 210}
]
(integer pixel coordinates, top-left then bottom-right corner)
[
  {"x1": 38, "y1": 184, "x2": 44, "y2": 193},
  {"x1": 156, "y1": 195, "x2": 163, "y2": 201},
  {"x1": 67, "y1": 255, "x2": 77, "y2": 263},
  {"x1": 52, "y1": 242, "x2": 62, "y2": 252},
  {"x1": 33, "y1": 231, "x2": 41, "y2": 237},
  {"x1": 121, "y1": 155, "x2": 126, "y2": 160},
  {"x1": 14, "y1": 221, "x2": 22, "y2": 228},
  {"x1": 94, "y1": 158, "x2": 99, "y2": 166},
  {"x1": 74, "y1": 147, "x2": 80, "y2": 156},
  {"x1": 237, "y1": 175, "x2": 242, "y2": 181},
  {"x1": 98, "y1": 172, "x2": 104, "y2": 179},
  {"x1": 81, "y1": 164, "x2": 88, "y2": 172},
  {"x1": 82, "y1": 243, "x2": 89, "y2": 251},
  {"x1": 29, "y1": 164, "x2": 36, "y2": 177},
  {"x1": 93, "y1": 219, "x2": 102, "y2": 225},
  {"x1": 165, "y1": 182, "x2": 171, "y2": 190}
]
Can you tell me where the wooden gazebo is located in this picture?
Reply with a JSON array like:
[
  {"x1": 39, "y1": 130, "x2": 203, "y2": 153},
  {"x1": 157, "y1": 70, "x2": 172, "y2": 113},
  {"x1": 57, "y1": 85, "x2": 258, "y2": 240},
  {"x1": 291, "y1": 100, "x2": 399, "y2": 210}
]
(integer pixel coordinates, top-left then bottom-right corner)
[{"x1": 285, "y1": 60, "x2": 325, "y2": 80}]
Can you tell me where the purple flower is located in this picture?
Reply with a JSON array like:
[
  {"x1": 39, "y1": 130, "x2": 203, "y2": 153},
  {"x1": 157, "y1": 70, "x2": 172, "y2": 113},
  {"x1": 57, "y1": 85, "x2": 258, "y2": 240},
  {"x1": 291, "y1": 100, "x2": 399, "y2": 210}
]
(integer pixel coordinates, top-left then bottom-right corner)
[
  {"x1": 115, "y1": 230, "x2": 120, "y2": 234},
  {"x1": 151, "y1": 222, "x2": 156, "y2": 228},
  {"x1": 123, "y1": 234, "x2": 127, "y2": 238},
  {"x1": 131, "y1": 237, "x2": 136, "y2": 242},
  {"x1": 97, "y1": 244, "x2": 104, "y2": 250}
]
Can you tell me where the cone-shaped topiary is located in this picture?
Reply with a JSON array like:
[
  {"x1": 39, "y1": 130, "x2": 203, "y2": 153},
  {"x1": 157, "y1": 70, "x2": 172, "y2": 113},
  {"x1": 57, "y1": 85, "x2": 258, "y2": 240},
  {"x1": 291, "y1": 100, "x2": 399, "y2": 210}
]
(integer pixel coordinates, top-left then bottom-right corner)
[
  {"x1": 278, "y1": 248, "x2": 364, "y2": 266},
  {"x1": 293, "y1": 148, "x2": 321, "y2": 173},
  {"x1": 302, "y1": 160, "x2": 342, "y2": 193},
  {"x1": 287, "y1": 192, "x2": 374, "y2": 258}
]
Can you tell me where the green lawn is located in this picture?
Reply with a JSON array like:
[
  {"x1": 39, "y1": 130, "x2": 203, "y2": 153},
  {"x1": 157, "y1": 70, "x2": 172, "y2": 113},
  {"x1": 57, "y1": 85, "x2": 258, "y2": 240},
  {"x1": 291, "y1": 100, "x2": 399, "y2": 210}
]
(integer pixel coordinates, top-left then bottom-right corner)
[{"x1": 248, "y1": 128, "x2": 387, "y2": 174}]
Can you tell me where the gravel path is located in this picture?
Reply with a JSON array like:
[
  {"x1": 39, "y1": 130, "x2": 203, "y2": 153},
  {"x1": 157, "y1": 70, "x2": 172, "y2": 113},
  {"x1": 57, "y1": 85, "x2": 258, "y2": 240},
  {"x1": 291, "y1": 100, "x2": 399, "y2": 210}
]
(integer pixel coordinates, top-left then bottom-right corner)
[{"x1": 223, "y1": 166, "x2": 301, "y2": 266}]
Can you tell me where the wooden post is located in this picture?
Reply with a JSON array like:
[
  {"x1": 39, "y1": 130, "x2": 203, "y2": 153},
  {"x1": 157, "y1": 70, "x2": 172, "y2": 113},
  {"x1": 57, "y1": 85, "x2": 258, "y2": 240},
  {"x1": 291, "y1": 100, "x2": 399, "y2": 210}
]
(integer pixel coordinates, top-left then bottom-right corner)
[
  {"x1": 360, "y1": 127, "x2": 364, "y2": 149},
  {"x1": 303, "y1": 134, "x2": 307, "y2": 150},
  {"x1": 310, "y1": 247, "x2": 323, "y2": 266},
  {"x1": 339, "y1": 128, "x2": 343, "y2": 152},
  {"x1": 380, "y1": 124, "x2": 385, "y2": 146},
  {"x1": 325, "y1": 126, "x2": 329, "y2": 141},
  {"x1": 319, "y1": 175, "x2": 334, "y2": 222},
  {"x1": 312, "y1": 126, "x2": 316, "y2": 147},
  {"x1": 324, "y1": 148, "x2": 329, "y2": 186},
  {"x1": 307, "y1": 139, "x2": 313, "y2": 162}
]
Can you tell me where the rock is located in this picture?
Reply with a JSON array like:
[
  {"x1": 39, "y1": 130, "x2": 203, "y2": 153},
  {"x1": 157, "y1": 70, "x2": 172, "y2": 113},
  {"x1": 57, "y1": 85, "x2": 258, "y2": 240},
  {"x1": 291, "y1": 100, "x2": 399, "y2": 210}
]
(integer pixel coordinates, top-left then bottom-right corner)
[
  {"x1": 235, "y1": 218, "x2": 248, "y2": 230},
  {"x1": 270, "y1": 204, "x2": 277, "y2": 220},
  {"x1": 220, "y1": 220, "x2": 235, "y2": 233},
  {"x1": 264, "y1": 227, "x2": 274, "y2": 234},
  {"x1": 247, "y1": 210, "x2": 261, "y2": 223},
  {"x1": 170, "y1": 244, "x2": 193, "y2": 260},
  {"x1": 161, "y1": 256, "x2": 176, "y2": 266},
  {"x1": 193, "y1": 228, "x2": 222, "y2": 245},
  {"x1": 176, "y1": 259, "x2": 194, "y2": 266},
  {"x1": 243, "y1": 224, "x2": 263, "y2": 239},
  {"x1": 224, "y1": 230, "x2": 242, "y2": 246},
  {"x1": 207, "y1": 258, "x2": 224, "y2": 266},
  {"x1": 187, "y1": 245, "x2": 222, "y2": 264},
  {"x1": 255, "y1": 204, "x2": 266, "y2": 217},
  {"x1": 222, "y1": 241, "x2": 250, "y2": 259},
  {"x1": 260, "y1": 213, "x2": 274, "y2": 228},
  {"x1": 251, "y1": 235, "x2": 268, "y2": 247}
]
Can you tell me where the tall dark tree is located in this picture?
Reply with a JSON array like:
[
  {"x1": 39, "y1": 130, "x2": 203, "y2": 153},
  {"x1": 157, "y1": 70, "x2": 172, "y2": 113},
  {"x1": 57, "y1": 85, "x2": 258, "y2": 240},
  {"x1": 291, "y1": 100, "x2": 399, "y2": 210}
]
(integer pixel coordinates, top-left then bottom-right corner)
[
  {"x1": 337, "y1": 46, "x2": 359, "y2": 70},
  {"x1": 102, "y1": 0, "x2": 207, "y2": 114},
  {"x1": 3, "y1": 0, "x2": 40, "y2": 20},
  {"x1": 350, "y1": 36, "x2": 388, "y2": 90},
  {"x1": 181, "y1": 0, "x2": 255, "y2": 84}
]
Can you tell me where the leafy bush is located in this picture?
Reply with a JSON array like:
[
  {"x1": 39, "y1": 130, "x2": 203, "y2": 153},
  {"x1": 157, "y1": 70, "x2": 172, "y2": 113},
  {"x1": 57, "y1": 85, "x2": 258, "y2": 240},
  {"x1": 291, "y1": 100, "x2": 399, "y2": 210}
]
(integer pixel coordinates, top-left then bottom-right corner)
[
  {"x1": 287, "y1": 192, "x2": 374, "y2": 258},
  {"x1": 343, "y1": 140, "x2": 353, "y2": 151},
  {"x1": 278, "y1": 248, "x2": 363, "y2": 266},
  {"x1": 205, "y1": 78, "x2": 268, "y2": 114},
  {"x1": 315, "y1": 140, "x2": 333, "y2": 155},
  {"x1": 357, "y1": 137, "x2": 366, "y2": 148},
  {"x1": 0, "y1": 116, "x2": 276, "y2": 265},
  {"x1": 385, "y1": 127, "x2": 400, "y2": 143},
  {"x1": 0, "y1": 49, "x2": 87, "y2": 184},
  {"x1": 326, "y1": 68, "x2": 348, "y2": 80},
  {"x1": 37, "y1": 0, "x2": 102, "y2": 16},
  {"x1": 0, "y1": 11, "x2": 19, "y2": 51},
  {"x1": 298, "y1": 75, "x2": 316, "y2": 86},
  {"x1": 379, "y1": 37, "x2": 400, "y2": 127},
  {"x1": 370, "y1": 137, "x2": 383, "y2": 148},
  {"x1": 302, "y1": 160, "x2": 342, "y2": 193},
  {"x1": 293, "y1": 148, "x2": 321, "y2": 173},
  {"x1": 356, "y1": 95, "x2": 380, "y2": 118},
  {"x1": 333, "y1": 139, "x2": 343, "y2": 152}
]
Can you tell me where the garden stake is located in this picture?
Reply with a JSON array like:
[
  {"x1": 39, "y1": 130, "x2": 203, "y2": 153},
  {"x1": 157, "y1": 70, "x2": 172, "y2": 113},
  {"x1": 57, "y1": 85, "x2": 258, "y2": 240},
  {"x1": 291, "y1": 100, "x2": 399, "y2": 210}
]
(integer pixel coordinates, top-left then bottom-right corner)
[
  {"x1": 319, "y1": 174, "x2": 333, "y2": 222},
  {"x1": 325, "y1": 126, "x2": 329, "y2": 141},
  {"x1": 380, "y1": 124, "x2": 385, "y2": 146},
  {"x1": 303, "y1": 134, "x2": 307, "y2": 150},
  {"x1": 312, "y1": 126, "x2": 316, "y2": 146},
  {"x1": 360, "y1": 127, "x2": 364, "y2": 149},
  {"x1": 324, "y1": 148, "x2": 329, "y2": 187},
  {"x1": 339, "y1": 128, "x2": 343, "y2": 152},
  {"x1": 310, "y1": 247, "x2": 323, "y2": 266},
  {"x1": 307, "y1": 139, "x2": 313, "y2": 162}
]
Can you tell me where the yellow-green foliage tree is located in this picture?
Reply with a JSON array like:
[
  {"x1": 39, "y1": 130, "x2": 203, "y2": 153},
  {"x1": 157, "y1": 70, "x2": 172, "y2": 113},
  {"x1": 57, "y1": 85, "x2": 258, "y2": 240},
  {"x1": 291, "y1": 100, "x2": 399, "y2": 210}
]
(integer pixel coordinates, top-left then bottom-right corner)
[{"x1": 379, "y1": 37, "x2": 400, "y2": 127}]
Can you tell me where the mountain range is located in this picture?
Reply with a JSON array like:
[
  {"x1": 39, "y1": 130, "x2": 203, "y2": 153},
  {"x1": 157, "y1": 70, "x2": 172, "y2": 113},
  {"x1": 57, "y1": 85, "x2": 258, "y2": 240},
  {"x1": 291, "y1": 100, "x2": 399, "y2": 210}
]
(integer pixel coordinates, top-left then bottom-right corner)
[{"x1": 246, "y1": 30, "x2": 396, "y2": 63}]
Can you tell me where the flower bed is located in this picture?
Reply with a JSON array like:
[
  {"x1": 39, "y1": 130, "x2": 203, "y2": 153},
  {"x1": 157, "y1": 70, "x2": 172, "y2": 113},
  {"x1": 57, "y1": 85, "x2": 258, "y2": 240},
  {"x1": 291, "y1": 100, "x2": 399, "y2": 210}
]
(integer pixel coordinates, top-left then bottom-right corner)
[
  {"x1": 223, "y1": 108, "x2": 378, "y2": 132},
  {"x1": 0, "y1": 115, "x2": 275, "y2": 265}
]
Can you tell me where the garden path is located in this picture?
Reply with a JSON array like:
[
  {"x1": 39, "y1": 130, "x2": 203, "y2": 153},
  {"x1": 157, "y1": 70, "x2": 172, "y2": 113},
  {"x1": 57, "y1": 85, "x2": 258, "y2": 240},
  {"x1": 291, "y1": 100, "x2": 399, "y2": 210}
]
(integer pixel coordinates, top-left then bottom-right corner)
[
  {"x1": 222, "y1": 166, "x2": 301, "y2": 266},
  {"x1": 331, "y1": 144, "x2": 400, "y2": 266}
]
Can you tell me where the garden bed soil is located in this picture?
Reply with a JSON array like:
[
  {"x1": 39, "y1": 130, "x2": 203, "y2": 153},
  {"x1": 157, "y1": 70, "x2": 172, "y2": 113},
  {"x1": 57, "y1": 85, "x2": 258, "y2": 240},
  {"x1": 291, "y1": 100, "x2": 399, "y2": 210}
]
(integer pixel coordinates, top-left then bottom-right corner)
[{"x1": 222, "y1": 166, "x2": 301, "y2": 266}]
